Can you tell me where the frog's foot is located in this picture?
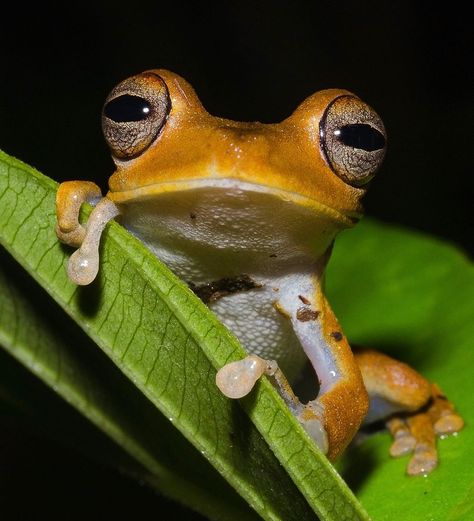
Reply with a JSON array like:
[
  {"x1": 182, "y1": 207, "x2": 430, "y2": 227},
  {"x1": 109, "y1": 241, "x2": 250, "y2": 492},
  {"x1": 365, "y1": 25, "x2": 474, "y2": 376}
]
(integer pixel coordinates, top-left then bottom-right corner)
[
  {"x1": 356, "y1": 349, "x2": 463, "y2": 476},
  {"x1": 387, "y1": 383, "x2": 464, "y2": 476},
  {"x1": 56, "y1": 181, "x2": 103, "y2": 247},
  {"x1": 388, "y1": 413, "x2": 438, "y2": 475},
  {"x1": 56, "y1": 181, "x2": 120, "y2": 285},
  {"x1": 216, "y1": 355, "x2": 330, "y2": 454}
]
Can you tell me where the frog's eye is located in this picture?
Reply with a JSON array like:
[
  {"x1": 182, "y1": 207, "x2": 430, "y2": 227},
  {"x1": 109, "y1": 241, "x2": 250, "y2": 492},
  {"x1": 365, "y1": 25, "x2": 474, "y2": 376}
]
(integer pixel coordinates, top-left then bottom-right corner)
[
  {"x1": 102, "y1": 72, "x2": 171, "y2": 160},
  {"x1": 320, "y1": 95, "x2": 386, "y2": 187}
]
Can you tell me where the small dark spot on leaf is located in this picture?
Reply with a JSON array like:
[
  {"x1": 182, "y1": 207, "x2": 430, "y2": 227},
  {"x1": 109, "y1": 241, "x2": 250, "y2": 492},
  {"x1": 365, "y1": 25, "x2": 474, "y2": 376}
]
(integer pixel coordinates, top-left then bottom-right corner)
[{"x1": 331, "y1": 331, "x2": 343, "y2": 341}]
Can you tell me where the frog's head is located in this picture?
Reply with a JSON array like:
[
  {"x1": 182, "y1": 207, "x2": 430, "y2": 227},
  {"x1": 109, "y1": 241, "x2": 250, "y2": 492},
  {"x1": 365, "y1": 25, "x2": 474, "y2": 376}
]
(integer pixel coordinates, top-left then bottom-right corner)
[{"x1": 102, "y1": 70, "x2": 386, "y2": 259}]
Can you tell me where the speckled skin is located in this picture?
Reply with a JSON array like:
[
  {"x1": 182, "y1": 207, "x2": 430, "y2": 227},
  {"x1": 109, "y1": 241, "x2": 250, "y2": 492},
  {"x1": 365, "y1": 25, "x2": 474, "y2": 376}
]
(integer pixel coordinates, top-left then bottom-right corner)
[{"x1": 56, "y1": 70, "x2": 463, "y2": 472}]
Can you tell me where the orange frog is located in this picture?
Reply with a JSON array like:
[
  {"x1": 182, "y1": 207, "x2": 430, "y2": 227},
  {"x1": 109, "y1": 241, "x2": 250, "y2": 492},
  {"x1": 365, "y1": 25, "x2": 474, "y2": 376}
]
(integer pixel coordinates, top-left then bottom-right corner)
[{"x1": 56, "y1": 70, "x2": 463, "y2": 475}]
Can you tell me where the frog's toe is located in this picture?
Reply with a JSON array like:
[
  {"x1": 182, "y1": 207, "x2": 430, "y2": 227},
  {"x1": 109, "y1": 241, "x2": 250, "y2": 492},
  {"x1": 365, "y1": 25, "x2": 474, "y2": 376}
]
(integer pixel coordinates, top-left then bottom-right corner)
[
  {"x1": 216, "y1": 355, "x2": 276, "y2": 399},
  {"x1": 387, "y1": 416, "x2": 415, "y2": 456},
  {"x1": 56, "y1": 180, "x2": 102, "y2": 248},
  {"x1": 56, "y1": 223, "x2": 86, "y2": 248},
  {"x1": 388, "y1": 411, "x2": 439, "y2": 475},
  {"x1": 389, "y1": 429, "x2": 416, "y2": 457},
  {"x1": 387, "y1": 382, "x2": 464, "y2": 475},
  {"x1": 298, "y1": 403, "x2": 329, "y2": 454},
  {"x1": 407, "y1": 444, "x2": 438, "y2": 476},
  {"x1": 434, "y1": 412, "x2": 464, "y2": 435},
  {"x1": 428, "y1": 383, "x2": 464, "y2": 435}
]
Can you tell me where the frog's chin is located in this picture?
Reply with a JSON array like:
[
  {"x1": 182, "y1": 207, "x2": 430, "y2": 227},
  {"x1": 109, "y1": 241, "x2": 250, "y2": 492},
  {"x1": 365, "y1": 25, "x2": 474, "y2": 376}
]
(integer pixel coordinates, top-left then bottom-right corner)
[
  {"x1": 107, "y1": 177, "x2": 360, "y2": 228},
  {"x1": 109, "y1": 179, "x2": 358, "y2": 275}
]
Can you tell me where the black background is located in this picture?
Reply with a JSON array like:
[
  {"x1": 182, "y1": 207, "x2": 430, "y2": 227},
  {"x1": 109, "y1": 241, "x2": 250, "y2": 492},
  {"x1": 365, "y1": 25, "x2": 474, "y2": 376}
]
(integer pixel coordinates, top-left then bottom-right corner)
[{"x1": 0, "y1": 1, "x2": 472, "y2": 519}]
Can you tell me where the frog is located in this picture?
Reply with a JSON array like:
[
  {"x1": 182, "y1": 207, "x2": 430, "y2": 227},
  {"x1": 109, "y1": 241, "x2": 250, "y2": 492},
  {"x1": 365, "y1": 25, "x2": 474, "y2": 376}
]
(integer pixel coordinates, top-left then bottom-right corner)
[{"x1": 55, "y1": 70, "x2": 463, "y2": 475}]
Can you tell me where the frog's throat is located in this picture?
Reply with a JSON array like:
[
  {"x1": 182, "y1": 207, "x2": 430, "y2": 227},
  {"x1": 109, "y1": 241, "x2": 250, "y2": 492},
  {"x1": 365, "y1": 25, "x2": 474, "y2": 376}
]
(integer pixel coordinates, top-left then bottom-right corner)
[{"x1": 106, "y1": 178, "x2": 360, "y2": 227}]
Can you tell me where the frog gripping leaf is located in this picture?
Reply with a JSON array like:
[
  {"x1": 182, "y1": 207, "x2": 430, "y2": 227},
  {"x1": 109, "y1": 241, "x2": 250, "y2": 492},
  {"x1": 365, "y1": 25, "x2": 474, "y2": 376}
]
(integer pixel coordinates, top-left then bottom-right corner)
[{"x1": 56, "y1": 70, "x2": 463, "y2": 476}]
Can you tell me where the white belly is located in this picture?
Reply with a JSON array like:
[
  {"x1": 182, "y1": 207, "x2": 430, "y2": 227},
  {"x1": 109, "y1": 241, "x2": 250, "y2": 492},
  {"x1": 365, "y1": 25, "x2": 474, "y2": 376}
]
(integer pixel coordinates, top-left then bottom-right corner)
[
  {"x1": 130, "y1": 229, "x2": 308, "y2": 379},
  {"x1": 208, "y1": 277, "x2": 307, "y2": 381},
  {"x1": 116, "y1": 185, "x2": 336, "y2": 380}
]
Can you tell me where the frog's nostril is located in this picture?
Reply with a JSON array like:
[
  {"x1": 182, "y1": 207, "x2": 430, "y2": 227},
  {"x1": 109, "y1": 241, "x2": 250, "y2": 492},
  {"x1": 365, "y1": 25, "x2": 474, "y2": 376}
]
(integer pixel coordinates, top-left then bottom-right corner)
[
  {"x1": 218, "y1": 124, "x2": 267, "y2": 140},
  {"x1": 215, "y1": 126, "x2": 270, "y2": 161}
]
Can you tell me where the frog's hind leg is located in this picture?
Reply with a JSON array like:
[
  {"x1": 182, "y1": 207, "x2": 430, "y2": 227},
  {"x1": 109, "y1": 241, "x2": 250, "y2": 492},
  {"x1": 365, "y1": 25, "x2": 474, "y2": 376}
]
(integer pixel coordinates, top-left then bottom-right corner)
[{"x1": 355, "y1": 349, "x2": 464, "y2": 475}]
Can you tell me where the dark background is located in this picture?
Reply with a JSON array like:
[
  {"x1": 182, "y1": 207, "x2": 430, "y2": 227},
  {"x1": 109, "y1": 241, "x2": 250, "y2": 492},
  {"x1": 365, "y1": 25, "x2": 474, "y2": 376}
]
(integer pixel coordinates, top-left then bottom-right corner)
[{"x1": 0, "y1": 1, "x2": 472, "y2": 518}]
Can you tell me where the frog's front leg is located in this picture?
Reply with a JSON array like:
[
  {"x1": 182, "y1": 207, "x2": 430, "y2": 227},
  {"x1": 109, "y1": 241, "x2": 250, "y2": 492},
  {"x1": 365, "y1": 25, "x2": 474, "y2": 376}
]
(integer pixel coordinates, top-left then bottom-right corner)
[
  {"x1": 56, "y1": 181, "x2": 103, "y2": 246},
  {"x1": 216, "y1": 271, "x2": 369, "y2": 460},
  {"x1": 56, "y1": 181, "x2": 120, "y2": 285}
]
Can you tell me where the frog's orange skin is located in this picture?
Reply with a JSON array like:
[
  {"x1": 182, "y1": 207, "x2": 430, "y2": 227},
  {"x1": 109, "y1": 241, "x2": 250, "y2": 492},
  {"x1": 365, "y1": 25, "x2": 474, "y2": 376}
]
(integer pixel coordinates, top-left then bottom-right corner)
[
  {"x1": 56, "y1": 69, "x2": 463, "y2": 474},
  {"x1": 107, "y1": 70, "x2": 363, "y2": 223},
  {"x1": 56, "y1": 181, "x2": 101, "y2": 246},
  {"x1": 355, "y1": 350, "x2": 431, "y2": 414}
]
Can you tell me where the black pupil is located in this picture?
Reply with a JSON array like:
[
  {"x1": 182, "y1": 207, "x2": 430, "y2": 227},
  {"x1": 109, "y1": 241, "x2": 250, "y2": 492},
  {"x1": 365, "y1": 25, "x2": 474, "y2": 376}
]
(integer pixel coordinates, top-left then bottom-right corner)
[
  {"x1": 104, "y1": 94, "x2": 152, "y2": 123},
  {"x1": 335, "y1": 123, "x2": 385, "y2": 152}
]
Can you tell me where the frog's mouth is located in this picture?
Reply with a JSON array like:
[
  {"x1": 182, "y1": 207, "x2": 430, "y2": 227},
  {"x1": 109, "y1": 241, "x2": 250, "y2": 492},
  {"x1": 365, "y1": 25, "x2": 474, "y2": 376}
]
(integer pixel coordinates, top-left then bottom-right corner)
[{"x1": 107, "y1": 178, "x2": 360, "y2": 227}]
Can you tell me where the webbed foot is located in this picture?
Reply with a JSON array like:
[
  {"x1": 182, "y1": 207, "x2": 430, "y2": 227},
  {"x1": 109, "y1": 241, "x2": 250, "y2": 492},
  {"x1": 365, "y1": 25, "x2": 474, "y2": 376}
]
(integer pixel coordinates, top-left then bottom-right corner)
[{"x1": 388, "y1": 383, "x2": 464, "y2": 476}]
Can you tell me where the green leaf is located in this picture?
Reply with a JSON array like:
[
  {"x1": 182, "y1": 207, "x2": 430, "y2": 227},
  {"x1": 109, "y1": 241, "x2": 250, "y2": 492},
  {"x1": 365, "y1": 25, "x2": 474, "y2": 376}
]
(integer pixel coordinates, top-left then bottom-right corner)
[
  {"x1": 0, "y1": 149, "x2": 369, "y2": 520},
  {"x1": 0, "y1": 340, "x2": 148, "y2": 486},
  {"x1": 0, "y1": 247, "x2": 255, "y2": 520},
  {"x1": 4, "y1": 149, "x2": 471, "y2": 521},
  {"x1": 327, "y1": 221, "x2": 474, "y2": 521}
]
